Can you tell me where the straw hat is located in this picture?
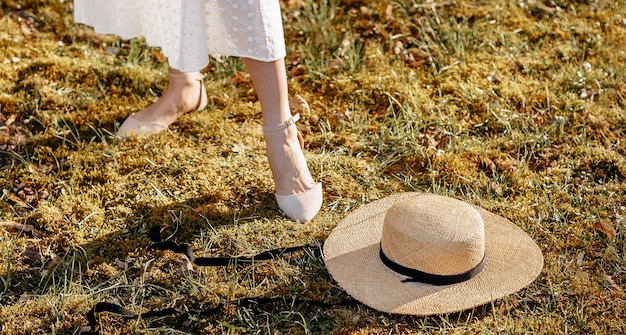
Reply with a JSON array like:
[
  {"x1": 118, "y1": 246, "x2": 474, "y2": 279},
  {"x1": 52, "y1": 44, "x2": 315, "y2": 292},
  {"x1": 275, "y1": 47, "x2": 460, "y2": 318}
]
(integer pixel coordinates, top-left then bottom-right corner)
[{"x1": 323, "y1": 193, "x2": 543, "y2": 315}]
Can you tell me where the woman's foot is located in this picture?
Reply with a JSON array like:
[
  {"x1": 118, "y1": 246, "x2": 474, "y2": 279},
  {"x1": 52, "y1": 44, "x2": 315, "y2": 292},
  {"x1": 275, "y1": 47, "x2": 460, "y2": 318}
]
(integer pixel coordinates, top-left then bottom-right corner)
[
  {"x1": 116, "y1": 69, "x2": 208, "y2": 138},
  {"x1": 263, "y1": 114, "x2": 323, "y2": 222}
]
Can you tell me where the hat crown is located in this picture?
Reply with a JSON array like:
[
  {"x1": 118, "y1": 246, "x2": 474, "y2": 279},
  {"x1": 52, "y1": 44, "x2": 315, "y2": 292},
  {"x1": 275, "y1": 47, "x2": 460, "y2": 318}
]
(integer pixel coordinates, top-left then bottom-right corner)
[{"x1": 381, "y1": 194, "x2": 485, "y2": 277}]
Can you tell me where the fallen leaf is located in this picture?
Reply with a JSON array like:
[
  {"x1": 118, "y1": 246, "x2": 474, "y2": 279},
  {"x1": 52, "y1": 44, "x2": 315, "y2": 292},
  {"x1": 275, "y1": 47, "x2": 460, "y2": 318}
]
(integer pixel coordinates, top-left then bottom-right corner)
[
  {"x1": 521, "y1": 289, "x2": 551, "y2": 304},
  {"x1": 7, "y1": 193, "x2": 28, "y2": 207},
  {"x1": 115, "y1": 258, "x2": 128, "y2": 270},
  {"x1": 87, "y1": 259, "x2": 98, "y2": 269},
  {"x1": 330, "y1": 109, "x2": 351, "y2": 124},
  {"x1": 46, "y1": 253, "x2": 61, "y2": 269},
  {"x1": 224, "y1": 72, "x2": 250, "y2": 85},
  {"x1": 594, "y1": 221, "x2": 616, "y2": 241},
  {"x1": 530, "y1": 0, "x2": 558, "y2": 14},
  {"x1": 289, "y1": 94, "x2": 310, "y2": 115},
  {"x1": 6, "y1": 114, "x2": 16, "y2": 126},
  {"x1": 0, "y1": 221, "x2": 41, "y2": 236},
  {"x1": 308, "y1": 114, "x2": 320, "y2": 126},
  {"x1": 21, "y1": 246, "x2": 43, "y2": 265},
  {"x1": 14, "y1": 11, "x2": 42, "y2": 36},
  {"x1": 288, "y1": 64, "x2": 308, "y2": 81},
  {"x1": 489, "y1": 181, "x2": 503, "y2": 196}
]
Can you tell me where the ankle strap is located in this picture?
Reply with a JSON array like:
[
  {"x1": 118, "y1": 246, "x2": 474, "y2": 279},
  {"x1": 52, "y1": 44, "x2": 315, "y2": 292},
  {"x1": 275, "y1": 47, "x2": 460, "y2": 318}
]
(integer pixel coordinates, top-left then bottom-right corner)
[{"x1": 262, "y1": 113, "x2": 301, "y2": 132}]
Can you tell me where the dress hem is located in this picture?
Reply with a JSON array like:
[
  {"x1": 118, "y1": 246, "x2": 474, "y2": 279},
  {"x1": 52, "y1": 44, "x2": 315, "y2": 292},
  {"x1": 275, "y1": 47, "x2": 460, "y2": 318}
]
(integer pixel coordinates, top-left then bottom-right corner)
[{"x1": 77, "y1": 24, "x2": 286, "y2": 73}]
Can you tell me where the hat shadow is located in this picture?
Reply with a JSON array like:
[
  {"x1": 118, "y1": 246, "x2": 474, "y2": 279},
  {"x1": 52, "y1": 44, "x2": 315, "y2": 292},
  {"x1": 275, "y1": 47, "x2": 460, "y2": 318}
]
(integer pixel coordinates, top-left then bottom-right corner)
[{"x1": 7, "y1": 190, "x2": 514, "y2": 333}]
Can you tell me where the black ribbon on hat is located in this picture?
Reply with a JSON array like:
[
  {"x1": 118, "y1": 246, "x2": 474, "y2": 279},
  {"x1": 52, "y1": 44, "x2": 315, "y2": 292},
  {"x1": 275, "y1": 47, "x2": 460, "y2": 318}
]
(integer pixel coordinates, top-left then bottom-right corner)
[{"x1": 379, "y1": 244, "x2": 486, "y2": 286}]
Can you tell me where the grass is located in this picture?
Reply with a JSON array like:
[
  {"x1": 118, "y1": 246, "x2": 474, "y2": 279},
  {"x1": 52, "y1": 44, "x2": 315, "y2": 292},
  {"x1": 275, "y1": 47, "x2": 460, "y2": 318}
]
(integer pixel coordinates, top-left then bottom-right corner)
[{"x1": 1, "y1": 0, "x2": 625, "y2": 333}]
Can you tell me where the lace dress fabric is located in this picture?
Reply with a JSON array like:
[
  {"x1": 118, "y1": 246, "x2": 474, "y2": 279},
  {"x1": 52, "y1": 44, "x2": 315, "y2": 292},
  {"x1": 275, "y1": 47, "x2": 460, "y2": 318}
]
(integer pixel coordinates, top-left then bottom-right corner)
[{"x1": 74, "y1": 0, "x2": 286, "y2": 72}]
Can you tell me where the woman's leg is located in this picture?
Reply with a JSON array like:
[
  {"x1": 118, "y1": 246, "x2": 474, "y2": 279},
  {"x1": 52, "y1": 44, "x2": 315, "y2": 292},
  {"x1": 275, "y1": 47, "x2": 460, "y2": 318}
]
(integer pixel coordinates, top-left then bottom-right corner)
[
  {"x1": 116, "y1": 68, "x2": 207, "y2": 138},
  {"x1": 242, "y1": 58, "x2": 322, "y2": 222}
]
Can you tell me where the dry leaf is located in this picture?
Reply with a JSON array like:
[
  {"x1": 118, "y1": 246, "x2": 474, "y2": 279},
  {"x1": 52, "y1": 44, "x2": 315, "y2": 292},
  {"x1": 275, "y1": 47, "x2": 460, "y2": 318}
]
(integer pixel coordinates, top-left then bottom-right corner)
[
  {"x1": 594, "y1": 221, "x2": 616, "y2": 241},
  {"x1": 87, "y1": 259, "x2": 98, "y2": 269},
  {"x1": 530, "y1": 0, "x2": 558, "y2": 14},
  {"x1": 489, "y1": 181, "x2": 503, "y2": 196},
  {"x1": 224, "y1": 72, "x2": 250, "y2": 85},
  {"x1": 46, "y1": 253, "x2": 62, "y2": 269},
  {"x1": 15, "y1": 11, "x2": 42, "y2": 36},
  {"x1": 115, "y1": 258, "x2": 128, "y2": 270},
  {"x1": 0, "y1": 221, "x2": 41, "y2": 236},
  {"x1": 6, "y1": 114, "x2": 16, "y2": 126},
  {"x1": 22, "y1": 246, "x2": 43, "y2": 265},
  {"x1": 332, "y1": 109, "x2": 351, "y2": 121},
  {"x1": 288, "y1": 64, "x2": 307, "y2": 81},
  {"x1": 7, "y1": 193, "x2": 28, "y2": 207},
  {"x1": 521, "y1": 289, "x2": 551, "y2": 304},
  {"x1": 308, "y1": 114, "x2": 320, "y2": 126},
  {"x1": 289, "y1": 94, "x2": 310, "y2": 115}
]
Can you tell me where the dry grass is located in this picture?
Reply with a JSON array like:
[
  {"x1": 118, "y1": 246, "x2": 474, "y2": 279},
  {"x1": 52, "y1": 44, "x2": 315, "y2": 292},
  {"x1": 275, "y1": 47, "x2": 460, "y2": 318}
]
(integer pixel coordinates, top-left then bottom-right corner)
[{"x1": 1, "y1": 0, "x2": 625, "y2": 334}]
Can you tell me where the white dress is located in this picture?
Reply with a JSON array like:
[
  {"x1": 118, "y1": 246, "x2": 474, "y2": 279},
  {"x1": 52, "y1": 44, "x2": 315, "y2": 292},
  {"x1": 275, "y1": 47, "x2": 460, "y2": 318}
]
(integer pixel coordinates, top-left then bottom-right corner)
[{"x1": 74, "y1": 0, "x2": 286, "y2": 72}]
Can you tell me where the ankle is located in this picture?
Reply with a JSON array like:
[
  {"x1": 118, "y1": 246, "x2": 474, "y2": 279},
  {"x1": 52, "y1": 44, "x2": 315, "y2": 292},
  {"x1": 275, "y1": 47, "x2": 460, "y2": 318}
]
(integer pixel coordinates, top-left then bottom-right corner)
[{"x1": 263, "y1": 114, "x2": 316, "y2": 196}]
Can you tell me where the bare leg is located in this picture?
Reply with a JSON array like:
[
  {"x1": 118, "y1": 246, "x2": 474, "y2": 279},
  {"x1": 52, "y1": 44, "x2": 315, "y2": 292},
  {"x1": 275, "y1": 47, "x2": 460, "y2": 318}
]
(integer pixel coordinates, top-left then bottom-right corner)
[
  {"x1": 116, "y1": 68, "x2": 207, "y2": 138},
  {"x1": 242, "y1": 59, "x2": 291, "y2": 126},
  {"x1": 242, "y1": 58, "x2": 322, "y2": 222}
]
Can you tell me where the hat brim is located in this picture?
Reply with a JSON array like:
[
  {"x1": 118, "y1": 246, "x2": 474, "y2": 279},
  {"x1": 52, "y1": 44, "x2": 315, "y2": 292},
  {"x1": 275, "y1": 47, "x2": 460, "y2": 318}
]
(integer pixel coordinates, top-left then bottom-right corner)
[{"x1": 323, "y1": 193, "x2": 544, "y2": 315}]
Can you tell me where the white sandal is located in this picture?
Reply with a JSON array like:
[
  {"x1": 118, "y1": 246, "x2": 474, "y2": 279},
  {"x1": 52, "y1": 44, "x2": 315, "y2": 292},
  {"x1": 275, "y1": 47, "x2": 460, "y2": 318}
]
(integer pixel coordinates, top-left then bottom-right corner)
[
  {"x1": 263, "y1": 113, "x2": 323, "y2": 222},
  {"x1": 116, "y1": 70, "x2": 208, "y2": 138}
]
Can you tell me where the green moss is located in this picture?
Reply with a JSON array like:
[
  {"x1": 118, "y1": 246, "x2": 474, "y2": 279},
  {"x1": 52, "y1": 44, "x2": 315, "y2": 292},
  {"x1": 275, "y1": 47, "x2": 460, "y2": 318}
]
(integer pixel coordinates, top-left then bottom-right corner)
[{"x1": 0, "y1": 0, "x2": 625, "y2": 334}]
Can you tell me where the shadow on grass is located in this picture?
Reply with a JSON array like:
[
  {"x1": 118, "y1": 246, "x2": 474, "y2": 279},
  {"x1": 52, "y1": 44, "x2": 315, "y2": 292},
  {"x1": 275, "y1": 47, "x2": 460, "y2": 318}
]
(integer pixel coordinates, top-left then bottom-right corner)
[
  {"x1": 2, "y1": 181, "x2": 515, "y2": 334},
  {"x1": 2, "y1": 119, "x2": 540, "y2": 334}
]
